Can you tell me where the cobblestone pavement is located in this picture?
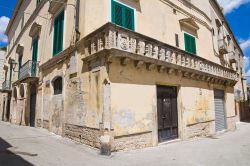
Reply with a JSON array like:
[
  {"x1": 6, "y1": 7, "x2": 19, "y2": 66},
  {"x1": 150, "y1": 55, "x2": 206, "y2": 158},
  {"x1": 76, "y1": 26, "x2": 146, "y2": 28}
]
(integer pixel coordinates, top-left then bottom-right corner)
[{"x1": 0, "y1": 121, "x2": 250, "y2": 166}]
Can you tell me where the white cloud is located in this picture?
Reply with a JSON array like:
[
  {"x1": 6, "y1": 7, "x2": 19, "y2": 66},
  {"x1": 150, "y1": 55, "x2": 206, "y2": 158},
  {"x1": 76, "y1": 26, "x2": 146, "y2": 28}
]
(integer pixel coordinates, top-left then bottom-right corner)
[
  {"x1": 244, "y1": 56, "x2": 249, "y2": 70},
  {"x1": 240, "y1": 39, "x2": 250, "y2": 79},
  {"x1": 0, "y1": 16, "x2": 10, "y2": 43},
  {"x1": 217, "y1": 0, "x2": 250, "y2": 14},
  {"x1": 240, "y1": 37, "x2": 250, "y2": 51}
]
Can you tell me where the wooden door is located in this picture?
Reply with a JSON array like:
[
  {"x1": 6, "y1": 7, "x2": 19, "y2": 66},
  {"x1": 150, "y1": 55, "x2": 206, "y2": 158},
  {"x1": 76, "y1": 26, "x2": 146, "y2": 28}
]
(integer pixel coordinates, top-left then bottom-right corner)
[
  {"x1": 157, "y1": 86, "x2": 178, "y2": 142},
  {"x1": 29, "y1": 85, "x2": 37, "y2": 127}
]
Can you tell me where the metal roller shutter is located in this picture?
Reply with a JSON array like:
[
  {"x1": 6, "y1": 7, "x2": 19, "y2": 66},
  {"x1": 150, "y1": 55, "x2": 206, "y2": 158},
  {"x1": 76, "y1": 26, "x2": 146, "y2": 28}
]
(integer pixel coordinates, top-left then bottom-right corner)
[{"x1": 214, "y1": 90, "x2": 227, "y2": 132}]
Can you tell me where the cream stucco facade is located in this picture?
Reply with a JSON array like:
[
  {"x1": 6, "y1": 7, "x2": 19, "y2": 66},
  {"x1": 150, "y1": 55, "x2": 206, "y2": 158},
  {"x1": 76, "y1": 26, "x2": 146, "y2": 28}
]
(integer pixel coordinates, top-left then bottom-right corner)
[{"x1": 0, "y1": 0, "x2": 248, "y2": 153}]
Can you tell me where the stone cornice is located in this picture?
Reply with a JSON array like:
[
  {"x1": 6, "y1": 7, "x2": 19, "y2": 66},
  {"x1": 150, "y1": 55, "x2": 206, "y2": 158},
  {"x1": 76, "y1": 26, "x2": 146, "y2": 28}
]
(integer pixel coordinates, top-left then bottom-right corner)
[{"x1": 39, "y1": 46, "x2": 75, "y2": 71}]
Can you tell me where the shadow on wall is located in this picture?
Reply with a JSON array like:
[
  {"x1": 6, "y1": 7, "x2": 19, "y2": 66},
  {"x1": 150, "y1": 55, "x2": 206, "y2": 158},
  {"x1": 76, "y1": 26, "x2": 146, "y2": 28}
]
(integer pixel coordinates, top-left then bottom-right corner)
[{"x1": 0, "y1": 137, "x2": 34, "y2": 166}]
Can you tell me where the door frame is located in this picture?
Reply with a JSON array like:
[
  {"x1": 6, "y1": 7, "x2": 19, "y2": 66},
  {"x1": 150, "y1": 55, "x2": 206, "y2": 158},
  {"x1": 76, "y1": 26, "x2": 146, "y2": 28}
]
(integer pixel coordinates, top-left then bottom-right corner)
[{"x1": 154, "y1": 84, "x2": 182, "y2": 145}]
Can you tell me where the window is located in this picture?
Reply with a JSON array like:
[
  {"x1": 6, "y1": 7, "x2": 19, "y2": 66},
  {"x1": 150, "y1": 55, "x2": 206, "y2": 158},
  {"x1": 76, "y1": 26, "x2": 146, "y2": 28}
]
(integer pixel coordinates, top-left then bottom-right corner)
[
  {"x1": 53, "y1": 10, "x2": 64, "y2": 56},
  {"x1": 32, "y1": 37, "x2": 39, "y2": 76},
  {"x1": 18, "y1": 55, "x2": 23, "y2": 79},
  {"x1": 9, "y1": 64, "x2": 12, "y2": 87},
  {"x1": 184, "y1": 33, "x2": 196, "y2": 55},
  {"x1": 53, "y1": 77, "x2": 63, "y2": 95},
  {"x1": 32, "y1": 37, "x2": 38, "y2": 62},
  {"x1": 36, "y1": 0, "x2": 41, "y2": 6},
  {"x1": 111, "y1": 0, "x2": 134, "y2": 31},
  {"x1": 175, "y1": 34, "x2": 179, "y2": 47},
  {"x1": 4, "y1": 70, "x2": 7, "y2": 81}
]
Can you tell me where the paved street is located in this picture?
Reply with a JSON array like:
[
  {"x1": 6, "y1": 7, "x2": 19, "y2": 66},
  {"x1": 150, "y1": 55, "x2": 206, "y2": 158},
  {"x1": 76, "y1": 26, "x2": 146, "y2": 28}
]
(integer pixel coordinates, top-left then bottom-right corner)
[{"x1": 0, "y1": 121, "x2": 250, "y2": 166}]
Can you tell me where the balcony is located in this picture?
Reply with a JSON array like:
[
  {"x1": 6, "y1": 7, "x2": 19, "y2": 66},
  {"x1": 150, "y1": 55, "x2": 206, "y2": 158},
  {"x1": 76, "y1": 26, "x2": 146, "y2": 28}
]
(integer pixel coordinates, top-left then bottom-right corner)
[
  {"x1": 1, "y1": 80, "x2": 11, "y2": 91},
  {"x1": 218, "y1": 39, "x2": 228, "y2": 55},
  {"x1": 19, "y1": 60, "x2": 39, "y2": 81},
  {"x1": 80, "y1": 23, "x2": 238, "y2": 86}
]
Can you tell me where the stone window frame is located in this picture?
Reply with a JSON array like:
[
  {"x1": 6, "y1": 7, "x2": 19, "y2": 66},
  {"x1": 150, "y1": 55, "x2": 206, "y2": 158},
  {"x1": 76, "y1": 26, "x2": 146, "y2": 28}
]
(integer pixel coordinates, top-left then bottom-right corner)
[{"x1": 52, "y1": 76, "x2": 63, "y2": 95}]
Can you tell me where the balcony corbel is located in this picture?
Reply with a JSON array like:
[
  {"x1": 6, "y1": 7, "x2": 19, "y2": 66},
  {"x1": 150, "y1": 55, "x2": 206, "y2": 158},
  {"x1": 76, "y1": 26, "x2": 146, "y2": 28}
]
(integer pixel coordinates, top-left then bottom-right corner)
[{"x1": 158, "y1": 66, "x2": 166, "y2": 73}]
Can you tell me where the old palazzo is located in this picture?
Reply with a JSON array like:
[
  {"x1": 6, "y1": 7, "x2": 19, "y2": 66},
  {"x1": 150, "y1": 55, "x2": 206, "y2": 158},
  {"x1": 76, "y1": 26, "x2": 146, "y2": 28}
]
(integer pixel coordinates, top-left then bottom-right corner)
[{"x1": 0, "y1": 0, "x2": 248, "y2": 153}]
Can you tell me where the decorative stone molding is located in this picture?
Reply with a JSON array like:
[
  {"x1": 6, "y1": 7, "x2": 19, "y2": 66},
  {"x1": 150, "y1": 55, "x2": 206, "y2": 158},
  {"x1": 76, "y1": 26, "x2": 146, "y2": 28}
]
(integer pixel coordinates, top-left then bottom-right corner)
[
  {"x1": 16, "y1": 44, "x2": 24, "y2": 54},
  {"x1": 79, "y1": 23, "x2": 238, "y2": 86},
  {"x1": 48, "y1": 0, "x2": 67, "y2": 15},
  {"x1": 29, "y1": 22, "x2": 41, "y2": 37},
  {"x1": 179, "y1": 18, "x2": 200, "y2": 31}
]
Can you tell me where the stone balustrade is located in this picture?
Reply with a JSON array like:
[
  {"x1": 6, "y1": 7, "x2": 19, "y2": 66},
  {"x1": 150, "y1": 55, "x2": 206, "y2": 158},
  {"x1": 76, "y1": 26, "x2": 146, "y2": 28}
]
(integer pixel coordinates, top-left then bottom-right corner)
[{"x1": 82, "y1": 23, "x2": 238, "y2": 84}]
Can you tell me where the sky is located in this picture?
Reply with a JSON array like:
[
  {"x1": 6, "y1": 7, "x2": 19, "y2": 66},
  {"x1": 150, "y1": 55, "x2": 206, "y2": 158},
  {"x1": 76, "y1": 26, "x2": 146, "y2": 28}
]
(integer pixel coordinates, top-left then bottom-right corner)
[{"x1": 0, "y1": 0, "x2": 250, "y2": 75}]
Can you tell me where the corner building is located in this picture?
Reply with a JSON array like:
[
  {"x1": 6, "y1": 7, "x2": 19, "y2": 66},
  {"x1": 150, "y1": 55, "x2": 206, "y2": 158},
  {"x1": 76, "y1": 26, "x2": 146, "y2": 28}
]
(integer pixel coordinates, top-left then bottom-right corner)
[{"x1": 0, "y1": 0, "x2": 246, "y2": 151}]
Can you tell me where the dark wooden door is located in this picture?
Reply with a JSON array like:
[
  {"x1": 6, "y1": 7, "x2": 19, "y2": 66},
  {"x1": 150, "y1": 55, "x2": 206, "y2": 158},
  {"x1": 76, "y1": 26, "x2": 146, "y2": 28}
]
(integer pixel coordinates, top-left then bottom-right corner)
[
  {"x1": 157, "y1": 86, "x2": 178, "y2": 142},
  {"x1": 30, "y1": 85, "x2": 37, "y2": 127}
]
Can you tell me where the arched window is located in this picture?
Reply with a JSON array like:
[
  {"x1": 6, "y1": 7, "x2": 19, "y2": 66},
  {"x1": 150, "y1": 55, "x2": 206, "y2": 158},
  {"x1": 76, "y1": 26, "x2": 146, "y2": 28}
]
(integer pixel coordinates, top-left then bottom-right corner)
[{"x1": 53, "y1": 77, "x2": 62, "y2": 95}]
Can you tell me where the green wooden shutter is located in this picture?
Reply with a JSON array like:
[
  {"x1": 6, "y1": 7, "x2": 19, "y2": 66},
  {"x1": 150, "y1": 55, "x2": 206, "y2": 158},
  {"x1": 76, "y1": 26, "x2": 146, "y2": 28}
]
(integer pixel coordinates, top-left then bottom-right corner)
[
  {"x1": 112, "y1": 2, "x2": 123, "y2": 27},
  {"x1": 36, "y1": 0, "x2": 40, "y2": 6},
  {"x1": 32, "y1": 37, "x2": 39, "y2": 76},
  {"x1": 58, "y1": 11, "x2": 64, "y2": 53},
  {"x1": 124, "y1": 7, "x2": 134, "y2": 31},
  {"x1": 111, "y1": 0, "x2": 134, "y2": 31},
  {"x1": 184, "y1": 33, "x2": 196, "y2": 55},
  {"x1": 53, "y1": 10, "x2": 64, "y2": 56},
  {"x1": 9, "y1": 64, "x2": 12, "y2": 87},
  {"x1": 32, "y1": 37, "x2": 38, "y2": 62},
  {"x1": 191, "y1": 36, "x2": 196, "y2": 54},
  {"x1": 53, "y1": 17, "x2": 58, "y2": 56},
  {"x1": 18, "y1": 55, "x2": 23, "y2": 79}
]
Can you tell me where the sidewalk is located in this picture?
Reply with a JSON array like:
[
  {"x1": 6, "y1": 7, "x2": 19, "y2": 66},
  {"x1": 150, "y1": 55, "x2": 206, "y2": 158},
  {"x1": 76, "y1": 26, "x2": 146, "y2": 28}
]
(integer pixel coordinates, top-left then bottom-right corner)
[{"x1": 0, "y1": 121, "x2": 250, "y2": 166}]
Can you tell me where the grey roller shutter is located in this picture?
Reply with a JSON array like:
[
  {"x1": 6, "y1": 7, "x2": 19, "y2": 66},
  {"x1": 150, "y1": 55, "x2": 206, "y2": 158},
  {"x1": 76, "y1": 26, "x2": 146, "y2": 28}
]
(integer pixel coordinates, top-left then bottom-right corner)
[{"x1": 214, "y1": 90, "x2": 227, "y2": 132}]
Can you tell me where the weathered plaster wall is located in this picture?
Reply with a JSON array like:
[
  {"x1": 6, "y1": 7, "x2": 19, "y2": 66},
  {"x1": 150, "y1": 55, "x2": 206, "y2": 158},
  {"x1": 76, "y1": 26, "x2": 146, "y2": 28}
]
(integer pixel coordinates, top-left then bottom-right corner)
[
  {"x1": 40, "y1": 62, "x2": 66, "y2": 135},
  {"x1": 108, "y1": 58, "x2": 236, "y2": 147}
]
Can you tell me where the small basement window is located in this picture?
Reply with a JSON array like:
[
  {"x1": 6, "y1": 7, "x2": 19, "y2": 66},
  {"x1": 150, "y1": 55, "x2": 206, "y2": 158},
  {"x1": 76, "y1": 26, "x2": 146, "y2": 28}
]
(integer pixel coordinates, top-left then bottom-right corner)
[{"x1": 53, "y1": 77, "x2": 63, "y2": 95}]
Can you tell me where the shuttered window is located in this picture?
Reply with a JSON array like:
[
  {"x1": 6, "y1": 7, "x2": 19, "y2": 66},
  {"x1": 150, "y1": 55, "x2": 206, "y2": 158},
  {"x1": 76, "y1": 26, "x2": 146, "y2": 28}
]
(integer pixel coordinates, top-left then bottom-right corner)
[
  {"x1": 53, "y1": 10, "x2": 64, "y2": 56},
  {"x1": 112, "y1": 0, "x2": 134, "y2": 31},
  {"x1": 32, "y1": 37, "x2": 38, "y2": 62},
  {"x1": 36, "y1": 0, "x2": 41, "y2": 6},
  {"x1": 18, "y1": 55, "x2": 23, "y2": 79},
  {"x1": 184, "y1": 33, "x2": 196, "y2": 55},
  {"x1": 32, "y1": 37, "x2": 39, "y2": 76}
]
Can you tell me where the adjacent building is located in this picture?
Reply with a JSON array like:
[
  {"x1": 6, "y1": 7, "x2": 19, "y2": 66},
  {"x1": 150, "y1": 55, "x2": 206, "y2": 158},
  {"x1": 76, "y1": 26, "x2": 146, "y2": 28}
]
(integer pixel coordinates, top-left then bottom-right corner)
[
  {"x1": 0, "y1": 0, "x2": 247, "y2": 152},
  {"x1": 0, "y1": 48, "x2": 10, "y2": 122}
]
